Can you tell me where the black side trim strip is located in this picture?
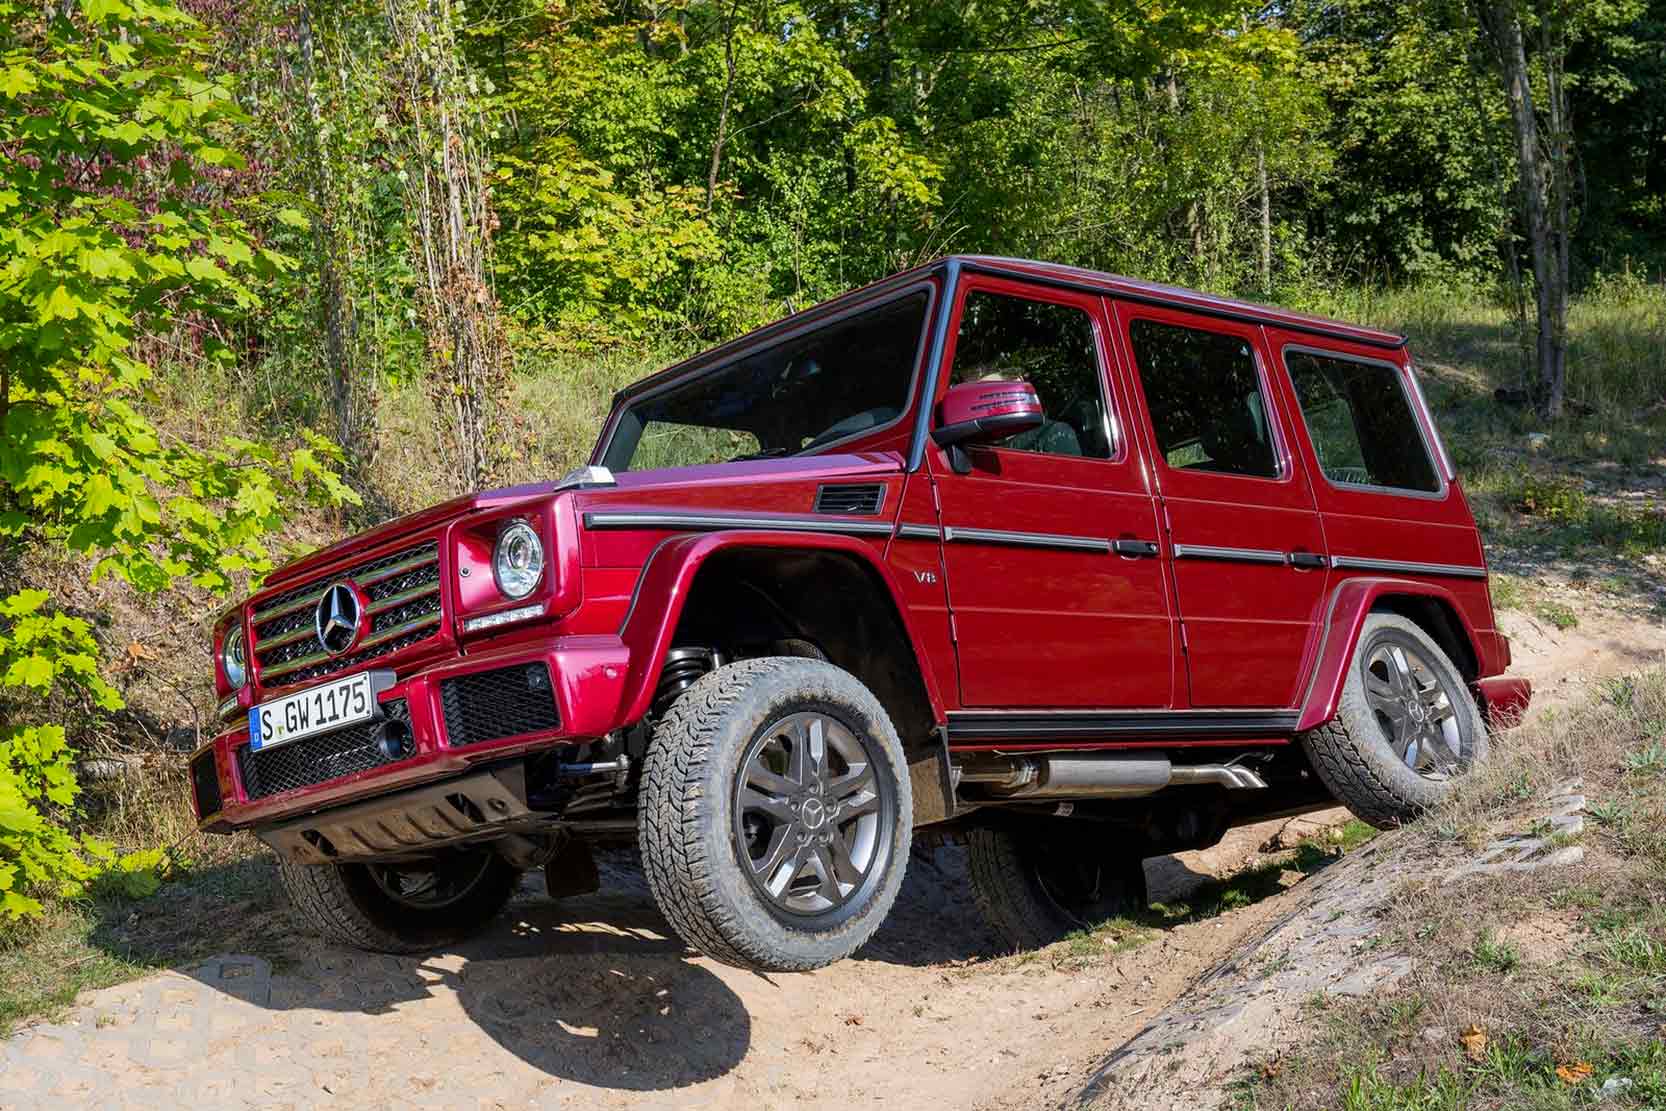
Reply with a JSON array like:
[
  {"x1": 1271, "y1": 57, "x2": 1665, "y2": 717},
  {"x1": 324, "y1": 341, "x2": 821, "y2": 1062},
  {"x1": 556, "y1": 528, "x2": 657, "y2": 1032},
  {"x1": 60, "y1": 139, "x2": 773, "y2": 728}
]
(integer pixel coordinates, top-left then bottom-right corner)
[
  {"x1": 1172, "y1": 543, "x2": 1287, "y2": 566},
  {"x1": 583, "y1": 511, "x2": 894, "y2": 538},
  {"x1": 947, "y1": 709, "x2": 1301, "y2": 743},
  {"x1": 943, "y1": 526, "x2": 1110, "y2": 554},
  {"x1": 1330, "y1": 555, "x2": 1487, "y2": 579}
]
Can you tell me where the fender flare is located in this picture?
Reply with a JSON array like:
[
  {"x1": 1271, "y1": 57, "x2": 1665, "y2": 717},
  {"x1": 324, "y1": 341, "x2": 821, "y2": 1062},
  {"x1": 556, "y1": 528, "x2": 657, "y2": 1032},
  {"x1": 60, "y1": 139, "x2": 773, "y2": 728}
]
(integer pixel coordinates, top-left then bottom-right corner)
[
  {"x1": 614, "y1": 530, "x2": 948, "y2": 728},
  {"x1": 1295, "y1": 576, "x2": 1487, "y2": 733}
]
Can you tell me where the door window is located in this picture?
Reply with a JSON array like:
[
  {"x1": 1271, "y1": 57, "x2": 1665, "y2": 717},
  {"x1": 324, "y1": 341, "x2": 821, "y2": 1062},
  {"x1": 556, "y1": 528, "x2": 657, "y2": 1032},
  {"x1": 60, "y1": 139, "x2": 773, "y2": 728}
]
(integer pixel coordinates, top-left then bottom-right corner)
[
  {"x1": 1284, "y1": 350, "x2": 1441, "y2": 493},
  {"x1": 949, "y1": 291, "x2": 1114, "y2": 459},
  {"x1": 1127, "y1": 319, "x2": 1279, "y2": 479}
]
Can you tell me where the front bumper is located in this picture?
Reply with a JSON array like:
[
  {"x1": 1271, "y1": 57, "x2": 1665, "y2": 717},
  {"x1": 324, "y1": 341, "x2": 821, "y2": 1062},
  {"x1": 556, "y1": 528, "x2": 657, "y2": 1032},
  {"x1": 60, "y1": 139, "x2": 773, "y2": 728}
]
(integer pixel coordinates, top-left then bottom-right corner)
[{"x1": 190, "y1": 635, "x2": 631, "y2": 832}]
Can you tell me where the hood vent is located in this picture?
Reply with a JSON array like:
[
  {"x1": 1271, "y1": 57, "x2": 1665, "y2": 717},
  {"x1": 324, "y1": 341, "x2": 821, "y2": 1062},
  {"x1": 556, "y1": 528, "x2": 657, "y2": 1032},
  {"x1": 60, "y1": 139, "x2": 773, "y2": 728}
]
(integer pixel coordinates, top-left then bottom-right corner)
[{"x1": 814, "y1": 483, "x2": 886, "y2": 516}]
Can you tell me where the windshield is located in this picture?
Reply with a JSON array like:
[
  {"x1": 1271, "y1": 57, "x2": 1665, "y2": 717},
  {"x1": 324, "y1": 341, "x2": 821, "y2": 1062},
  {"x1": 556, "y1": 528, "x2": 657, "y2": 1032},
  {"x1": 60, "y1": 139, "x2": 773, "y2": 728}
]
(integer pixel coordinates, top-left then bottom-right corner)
[{"x1": 601, "y1": 291, "x2": 930, "y2": 471}]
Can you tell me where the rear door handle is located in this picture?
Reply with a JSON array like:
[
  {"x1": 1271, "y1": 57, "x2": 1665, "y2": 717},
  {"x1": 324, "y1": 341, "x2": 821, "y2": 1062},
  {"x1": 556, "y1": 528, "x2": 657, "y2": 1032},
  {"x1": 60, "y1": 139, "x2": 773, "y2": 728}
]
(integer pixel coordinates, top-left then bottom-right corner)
[
  {"x1": 1288, "y1": 551, "x2": 1329, "y2": 570},
  {"x1": 1113, "y1": 539, "x2": 1161, "y2": 558}
]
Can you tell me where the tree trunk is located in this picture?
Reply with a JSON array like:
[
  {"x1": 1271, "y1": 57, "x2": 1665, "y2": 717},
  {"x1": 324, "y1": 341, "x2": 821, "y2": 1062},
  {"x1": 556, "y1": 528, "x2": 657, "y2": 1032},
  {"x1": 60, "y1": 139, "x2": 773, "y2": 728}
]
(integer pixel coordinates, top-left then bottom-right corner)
[
  {"x1": 295, "y1": 6, "x2": 360, "y2": 463},
  {"x1": 1166, "y1": 74, "x2": 1205, "y2": 266},
  {"x1": 1478, "y1": 0, "x2": 1568, "y2": 418},
  {"x1": 705, "y1": 0, "x2": 738, "y2": 212},
  {"x1": 1256, "y1": 140, "x2": 1271, "y2": 294},
  {"x1": 385, "y1": 0, "x2": 507, "y2": 493}
]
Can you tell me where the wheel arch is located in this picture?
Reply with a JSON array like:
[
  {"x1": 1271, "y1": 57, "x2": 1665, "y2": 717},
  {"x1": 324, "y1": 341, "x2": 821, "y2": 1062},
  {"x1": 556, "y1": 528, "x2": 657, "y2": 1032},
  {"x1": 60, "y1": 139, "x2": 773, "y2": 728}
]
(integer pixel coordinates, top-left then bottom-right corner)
[
  {"x1": 616, "y1": 531, "x2": 946, "y2": 749},
  {"x1": 1296, "y1": 577, "x2": 1485, "y2": 732}
]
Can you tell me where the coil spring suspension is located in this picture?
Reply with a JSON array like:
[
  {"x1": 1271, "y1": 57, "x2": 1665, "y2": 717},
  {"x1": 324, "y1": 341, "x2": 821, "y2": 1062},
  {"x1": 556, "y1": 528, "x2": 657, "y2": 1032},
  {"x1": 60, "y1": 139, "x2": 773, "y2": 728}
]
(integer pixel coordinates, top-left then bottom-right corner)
[{"x1": 653, "y1": 647, "x2": 722, "y2": 717}]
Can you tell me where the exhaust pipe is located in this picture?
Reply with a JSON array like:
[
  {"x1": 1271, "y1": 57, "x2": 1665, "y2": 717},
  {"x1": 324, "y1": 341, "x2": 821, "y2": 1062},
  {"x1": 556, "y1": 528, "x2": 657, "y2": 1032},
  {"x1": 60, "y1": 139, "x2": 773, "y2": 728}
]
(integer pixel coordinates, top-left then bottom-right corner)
[{"x1": 956, "y1": 753, "x2": 1266, "y2": 800}]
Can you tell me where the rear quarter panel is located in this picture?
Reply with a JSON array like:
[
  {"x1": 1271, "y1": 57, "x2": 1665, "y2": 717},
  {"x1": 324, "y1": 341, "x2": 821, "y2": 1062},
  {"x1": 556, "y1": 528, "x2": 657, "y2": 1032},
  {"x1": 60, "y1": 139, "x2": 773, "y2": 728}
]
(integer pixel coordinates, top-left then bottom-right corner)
[{"x1": 1260, "y1": 328, "x2": 1504, "y2": 703}]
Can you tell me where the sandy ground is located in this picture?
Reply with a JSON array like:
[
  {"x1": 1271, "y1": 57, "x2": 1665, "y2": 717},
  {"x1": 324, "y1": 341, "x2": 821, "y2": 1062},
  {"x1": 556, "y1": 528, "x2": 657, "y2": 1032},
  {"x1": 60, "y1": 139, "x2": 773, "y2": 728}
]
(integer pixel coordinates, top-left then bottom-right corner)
[{"x1": 0, "y1": 598, "x2": 1654, "y2": 1110}]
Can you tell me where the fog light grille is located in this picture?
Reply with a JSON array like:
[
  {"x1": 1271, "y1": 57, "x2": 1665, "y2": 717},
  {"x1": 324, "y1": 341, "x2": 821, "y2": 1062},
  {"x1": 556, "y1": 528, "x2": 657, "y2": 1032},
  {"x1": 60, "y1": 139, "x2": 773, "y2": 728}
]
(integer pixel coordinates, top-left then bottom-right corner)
[
  {"x1": 237, "y1": 699, "x2": 411, "y2": 801},
  {"x1": 440, "y1": 664, "x2": 560, "y2": 748}
]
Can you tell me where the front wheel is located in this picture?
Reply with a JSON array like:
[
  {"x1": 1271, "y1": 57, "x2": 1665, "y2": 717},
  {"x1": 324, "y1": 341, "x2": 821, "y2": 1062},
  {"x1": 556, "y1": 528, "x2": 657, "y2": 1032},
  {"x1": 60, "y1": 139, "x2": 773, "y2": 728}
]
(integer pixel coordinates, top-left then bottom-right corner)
[
  {"x1": 1300, "y1": 612, "x2": 1488, "y2": 829},
  {"x1": 278, "y1": 848, "x2": 519, "y2": 954},
  {"x1": 639, "y1": 657, "x2": 912, "y2": 972}
]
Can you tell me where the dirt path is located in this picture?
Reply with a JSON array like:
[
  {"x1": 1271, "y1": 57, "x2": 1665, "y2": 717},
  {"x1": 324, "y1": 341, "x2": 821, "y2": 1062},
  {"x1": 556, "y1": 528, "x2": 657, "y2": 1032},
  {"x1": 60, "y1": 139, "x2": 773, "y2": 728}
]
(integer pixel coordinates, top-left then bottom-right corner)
[
  {"x1": 0, "y1": 837, "x2": 1300, "y2": 1111},
  {"x1": 1, "y1": 595, "x2": 1652, "y2": 1110}
]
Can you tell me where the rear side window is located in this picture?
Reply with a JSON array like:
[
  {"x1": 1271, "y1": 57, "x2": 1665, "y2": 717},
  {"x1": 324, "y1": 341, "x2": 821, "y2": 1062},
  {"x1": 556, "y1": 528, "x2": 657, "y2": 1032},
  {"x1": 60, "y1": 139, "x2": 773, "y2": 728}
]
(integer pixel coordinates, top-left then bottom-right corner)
[
  {"x1": 1127, "y1": 319, "x2": 1279, "y2": 478},
  {"x1": 1284, "y1": 350, "x2": 1440, "y2": 493}
]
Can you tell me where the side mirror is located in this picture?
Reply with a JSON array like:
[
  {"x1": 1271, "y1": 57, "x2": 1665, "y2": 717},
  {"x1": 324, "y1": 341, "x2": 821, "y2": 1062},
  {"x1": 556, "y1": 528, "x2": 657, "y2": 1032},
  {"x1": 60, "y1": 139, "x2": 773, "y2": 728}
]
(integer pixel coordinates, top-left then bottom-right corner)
[{"x1": 932, "y1": 380, "x2": 1046, "y2": 473}]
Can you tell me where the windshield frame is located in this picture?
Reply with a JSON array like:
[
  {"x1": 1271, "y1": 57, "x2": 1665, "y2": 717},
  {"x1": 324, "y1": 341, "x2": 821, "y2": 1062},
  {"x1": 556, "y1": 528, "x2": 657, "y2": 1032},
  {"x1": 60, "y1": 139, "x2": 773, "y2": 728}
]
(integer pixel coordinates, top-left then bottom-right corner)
[{"x1": 593, "y1": 278, "x2": 940, "y2": 472}]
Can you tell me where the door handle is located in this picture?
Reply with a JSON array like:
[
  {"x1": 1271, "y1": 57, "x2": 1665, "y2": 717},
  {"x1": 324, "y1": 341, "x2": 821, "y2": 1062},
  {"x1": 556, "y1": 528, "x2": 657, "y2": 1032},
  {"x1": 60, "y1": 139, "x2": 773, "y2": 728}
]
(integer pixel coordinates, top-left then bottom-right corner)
[
  {"x1": 1288, "y1": 551, "x2": 1329, "y2": 570},
  {"x1": 1113, "y1": 539, "x2": 1161, "y2": 558}
]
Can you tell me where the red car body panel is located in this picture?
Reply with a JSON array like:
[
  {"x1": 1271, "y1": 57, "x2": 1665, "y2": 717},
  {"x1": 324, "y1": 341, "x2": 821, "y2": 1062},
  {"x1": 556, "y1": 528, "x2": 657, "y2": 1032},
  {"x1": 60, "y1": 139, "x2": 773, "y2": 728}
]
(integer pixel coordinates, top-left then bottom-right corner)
[{"x1": 191, "y1": 255, "x2": 1528, "y2": 833}]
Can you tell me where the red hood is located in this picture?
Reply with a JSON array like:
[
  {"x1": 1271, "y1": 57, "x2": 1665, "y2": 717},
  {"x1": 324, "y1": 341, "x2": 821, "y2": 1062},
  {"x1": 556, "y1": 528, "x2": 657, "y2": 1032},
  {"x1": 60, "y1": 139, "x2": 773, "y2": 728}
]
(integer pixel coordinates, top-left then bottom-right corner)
[
  {"x1": 266, "y1": 482, "x2": 559, "y2": 587},
  {"x1": 267, "y1": 453, "x2": 903, "y2": 587}
]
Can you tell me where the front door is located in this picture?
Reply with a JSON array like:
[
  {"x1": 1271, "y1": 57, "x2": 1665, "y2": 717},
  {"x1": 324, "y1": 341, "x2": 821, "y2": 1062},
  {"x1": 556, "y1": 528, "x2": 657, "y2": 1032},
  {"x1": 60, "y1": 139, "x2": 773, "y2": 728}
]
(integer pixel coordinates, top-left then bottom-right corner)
[
  {"x1": 927, "y1": 277, "x2": 1174, "y2": 709},
  {"x1": 1109, "y1": 302, "x2": 1329, "y2": 708}
]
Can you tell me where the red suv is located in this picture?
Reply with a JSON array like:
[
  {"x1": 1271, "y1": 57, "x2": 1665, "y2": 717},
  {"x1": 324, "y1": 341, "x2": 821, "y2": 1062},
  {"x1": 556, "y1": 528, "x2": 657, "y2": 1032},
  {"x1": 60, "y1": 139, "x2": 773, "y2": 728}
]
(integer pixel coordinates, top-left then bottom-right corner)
[{"x1": 193, "y1": 256, "x2": 1530, "y2": 969}]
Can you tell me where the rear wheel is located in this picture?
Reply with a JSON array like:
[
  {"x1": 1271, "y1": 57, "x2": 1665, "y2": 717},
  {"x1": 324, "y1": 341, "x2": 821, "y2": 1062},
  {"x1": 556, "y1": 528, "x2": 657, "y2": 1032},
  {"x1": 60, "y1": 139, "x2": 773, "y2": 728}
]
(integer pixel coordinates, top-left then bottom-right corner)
[
  {"x1": 278, "y1": 848, "x2": 519, "y2": 954},
  {"x1": 639, "y1": 657, "x2": 912, "y2": 972},
  {"x1": 1301, "y1": 613, "x2": 1488, "y2": 828},
  {"x1": 967, "y1": 827, "x2": 1147, "y2": 951}
]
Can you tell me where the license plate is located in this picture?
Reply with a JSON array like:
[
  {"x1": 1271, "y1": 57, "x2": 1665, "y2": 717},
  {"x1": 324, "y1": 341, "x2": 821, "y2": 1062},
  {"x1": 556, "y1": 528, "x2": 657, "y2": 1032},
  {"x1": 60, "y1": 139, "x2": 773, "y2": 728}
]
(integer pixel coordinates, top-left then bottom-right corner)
[{"x1": 249, "y1": 671, "x2": 378, "y2": 752}]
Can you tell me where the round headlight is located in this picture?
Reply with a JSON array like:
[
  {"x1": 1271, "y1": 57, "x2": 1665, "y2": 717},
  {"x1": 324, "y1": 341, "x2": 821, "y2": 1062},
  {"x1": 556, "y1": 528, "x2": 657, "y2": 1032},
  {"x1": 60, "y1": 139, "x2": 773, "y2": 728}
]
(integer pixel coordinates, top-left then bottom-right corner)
[
  {"x1": 222, "y1": 626, "x2": 247, "y2": 690},
  {"x1": 493, "y1": 519, "x2": 545, "y2": 600}
]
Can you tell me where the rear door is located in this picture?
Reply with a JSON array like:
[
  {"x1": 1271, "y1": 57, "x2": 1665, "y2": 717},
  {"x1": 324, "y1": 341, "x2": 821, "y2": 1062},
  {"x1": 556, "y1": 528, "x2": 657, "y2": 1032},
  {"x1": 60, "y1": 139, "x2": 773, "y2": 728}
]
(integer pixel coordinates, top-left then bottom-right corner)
[
  {"x1": 926, "y1": 276, "x2": 1175, "y2": 709},
  {"x1": 1109, "y1": 302, "x2": 1329, "y2": 708}
]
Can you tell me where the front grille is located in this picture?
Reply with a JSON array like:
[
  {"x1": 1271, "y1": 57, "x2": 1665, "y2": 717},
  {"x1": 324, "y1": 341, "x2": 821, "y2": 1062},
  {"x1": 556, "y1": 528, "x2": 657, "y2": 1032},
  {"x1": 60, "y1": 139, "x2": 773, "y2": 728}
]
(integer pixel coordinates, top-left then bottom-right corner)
[
  {"x1": 440, "y1": 664, "x2": 560, "y2": 748},
  {"x1": 814, "y1": 483, "x2": 886, "y2": 516},
  {"x1": 190, "y1": 751, "x2": 223, "y2": 818},
  {"x1": 249, "y1": 541, "x2": 443, "y2": 687},
  {"x1": 237, "y1": 699, "x2": 411, "y2": 801}
]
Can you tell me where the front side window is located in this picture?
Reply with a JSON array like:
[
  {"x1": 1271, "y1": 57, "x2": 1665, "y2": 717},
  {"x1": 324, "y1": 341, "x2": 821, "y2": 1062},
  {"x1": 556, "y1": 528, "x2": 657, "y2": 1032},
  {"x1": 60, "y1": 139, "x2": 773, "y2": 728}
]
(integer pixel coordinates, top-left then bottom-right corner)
[
  {"x1": 1285, "y1": 350, "x2": 1440, "y2": 493},
  {"x1": 1127, "y1": 319, "x2": 1280, "y2": 479},
  {"x1": 948, "y1": 291, "x2": 1113, "y2": 459},
  {"x1": 602, "y1": 292, "x2": 929, "y2": 471}
]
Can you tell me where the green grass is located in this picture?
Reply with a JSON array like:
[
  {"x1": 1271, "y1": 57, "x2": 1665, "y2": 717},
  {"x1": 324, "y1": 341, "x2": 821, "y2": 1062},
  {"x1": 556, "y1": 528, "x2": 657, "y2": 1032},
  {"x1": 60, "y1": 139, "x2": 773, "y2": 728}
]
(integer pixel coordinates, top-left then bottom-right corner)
[
  {"x1": 1533, "y1": 601, "x2": 1580, "y2": 631},
  {"x1": 1470, "y1": 929, "x2": 1523, "y2": 975}
]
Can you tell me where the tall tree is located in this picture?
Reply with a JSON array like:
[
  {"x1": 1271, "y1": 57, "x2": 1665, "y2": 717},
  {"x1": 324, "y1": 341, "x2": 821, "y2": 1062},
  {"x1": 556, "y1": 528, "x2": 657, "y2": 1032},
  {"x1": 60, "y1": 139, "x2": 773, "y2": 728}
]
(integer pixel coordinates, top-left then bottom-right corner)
[
  {"x1": 1474, "y1": 0, "x2": 1571, "y2": 416},
  {"x1": 384, "y1": 0, "x2": 507, "y2": 491}
]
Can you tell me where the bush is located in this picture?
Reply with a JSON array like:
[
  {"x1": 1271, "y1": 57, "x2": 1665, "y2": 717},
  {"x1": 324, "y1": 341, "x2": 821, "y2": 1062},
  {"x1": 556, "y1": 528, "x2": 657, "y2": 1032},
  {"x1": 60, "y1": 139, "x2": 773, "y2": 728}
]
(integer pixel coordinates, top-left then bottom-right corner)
[{"x1": 0, "y1": 0, "x2": 353, "y2": 924}]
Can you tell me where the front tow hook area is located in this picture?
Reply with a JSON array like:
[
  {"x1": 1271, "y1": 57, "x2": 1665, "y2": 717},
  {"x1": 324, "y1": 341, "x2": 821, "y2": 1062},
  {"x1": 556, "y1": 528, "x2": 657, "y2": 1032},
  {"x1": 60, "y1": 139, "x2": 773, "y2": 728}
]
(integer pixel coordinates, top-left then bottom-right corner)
[{"x1": 373, "y1": 717, "x2": 415, "y2": 761}]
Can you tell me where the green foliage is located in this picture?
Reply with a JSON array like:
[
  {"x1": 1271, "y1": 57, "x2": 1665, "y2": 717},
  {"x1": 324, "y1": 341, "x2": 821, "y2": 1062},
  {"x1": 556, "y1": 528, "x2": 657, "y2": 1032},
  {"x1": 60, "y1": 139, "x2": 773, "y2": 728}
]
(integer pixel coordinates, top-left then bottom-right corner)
[{"x1": 0, "y1": 0, "x2": 355, "y2": 924}]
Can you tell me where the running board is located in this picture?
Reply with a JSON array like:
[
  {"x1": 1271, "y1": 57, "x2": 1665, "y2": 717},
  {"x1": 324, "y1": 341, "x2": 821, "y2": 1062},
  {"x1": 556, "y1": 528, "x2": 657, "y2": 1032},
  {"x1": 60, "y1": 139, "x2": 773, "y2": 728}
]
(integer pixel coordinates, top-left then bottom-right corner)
[{"x1": 945, "y1": 709, "x2": 1299, "y2": 749}]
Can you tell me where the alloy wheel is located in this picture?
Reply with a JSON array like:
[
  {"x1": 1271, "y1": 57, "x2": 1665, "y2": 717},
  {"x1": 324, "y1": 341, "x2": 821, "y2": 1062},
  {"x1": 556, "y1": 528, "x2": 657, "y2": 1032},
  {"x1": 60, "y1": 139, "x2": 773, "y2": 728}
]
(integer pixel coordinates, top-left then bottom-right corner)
[
  {"x1": 732, "y1": 710, "x2": 890, "y2": 916},
  {"x1": 1361, "y1": 634, "x2": 1471, "y2": 780}
]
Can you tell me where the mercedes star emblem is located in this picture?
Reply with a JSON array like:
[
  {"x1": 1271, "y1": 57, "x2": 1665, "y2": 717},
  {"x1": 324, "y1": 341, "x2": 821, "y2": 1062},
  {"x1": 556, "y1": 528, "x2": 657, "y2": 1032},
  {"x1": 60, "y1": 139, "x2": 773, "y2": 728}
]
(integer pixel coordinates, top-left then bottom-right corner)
[{"x1": 314, "y1": 581, "x2": 363, "y2": 656}]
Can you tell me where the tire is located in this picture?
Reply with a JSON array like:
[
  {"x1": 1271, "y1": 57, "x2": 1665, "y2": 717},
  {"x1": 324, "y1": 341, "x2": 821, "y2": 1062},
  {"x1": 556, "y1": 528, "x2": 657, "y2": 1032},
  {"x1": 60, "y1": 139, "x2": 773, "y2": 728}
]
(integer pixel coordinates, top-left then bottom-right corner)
[
  {"x1": 277, "y1": 848, "x2": 519, "y2": 954},
  {"x1": 1301, "y1": 612, "x2": 1488, "y2": 829},
  {"x1": 639, "y1": 657, "x2": 912, "y2": 972},
  {"x1": 968, "y1": 827, "x2": 1147, "y2": 951}
]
